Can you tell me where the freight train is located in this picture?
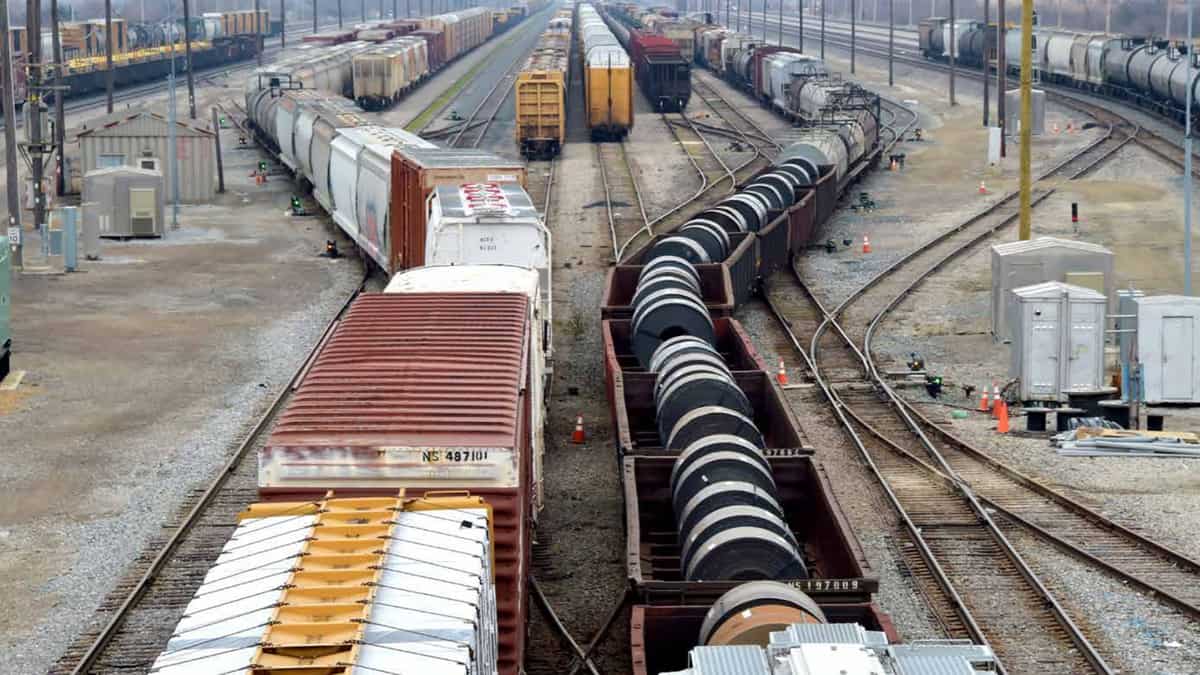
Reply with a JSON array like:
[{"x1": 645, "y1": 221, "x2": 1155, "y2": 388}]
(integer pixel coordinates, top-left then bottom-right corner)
[
  {"x1": 11, "y1": 10, "x2": 277, "y2": 107},
  {"x1": 692, "y1": 24, "x2": 880, "y2": 187},
  {"x1": 515, "y1": 9, "x2": 573, "y2": 158},
  {"x1": 578, "y1": 2, "x2": 635, "y2": 140},
  {"x1": 599, "y1": 5, "x2": 690, "y2": 112},
  {"x1": 919, "y1": 17, "x2": 1200, "y2": 124},
  {"x1": 152, "y1": 261, "x2": 549, "y2": 675}
]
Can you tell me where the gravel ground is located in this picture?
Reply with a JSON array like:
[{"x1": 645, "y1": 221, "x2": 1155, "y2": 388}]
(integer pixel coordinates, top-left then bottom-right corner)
[
  {"x1": 736, "y1": 299, "x2": 945, "y2": 641},
  {"x1": 0, "y1": 72, "x2": 365, "y2": 671},
  {"x1": 789, "y1": 30, "x2": 1200, "y2": 674}
]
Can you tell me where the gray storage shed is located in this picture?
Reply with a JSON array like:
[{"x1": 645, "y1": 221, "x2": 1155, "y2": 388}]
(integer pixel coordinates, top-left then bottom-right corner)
[
  {"x1": 83, "y1": 167, "x2": 165, "y2": 237},
  {"x1": 1009, "y1": 281, "x2": 1107, "y2": 403},
  {"x1": 1136, "y1": 295, "x2": 1200, "y2": 404},
  {"x1": 991, "y1": 236, "x2": 1114, "y2": 342},
  {"x1": 77, "y1": 110, "x2": 215, "y2": 203}
]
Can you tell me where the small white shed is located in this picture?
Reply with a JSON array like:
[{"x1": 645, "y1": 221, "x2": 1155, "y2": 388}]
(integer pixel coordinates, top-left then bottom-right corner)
[
  {"x1": 1136, "y1": 296, "x2": 1200, "y2": 404},
  {"x1": 991, "y1": 236, "x2": 1114, "y2": 342},
  {"x1": 1009, "y1": 281, "x2": 1107, "y2": 402}
]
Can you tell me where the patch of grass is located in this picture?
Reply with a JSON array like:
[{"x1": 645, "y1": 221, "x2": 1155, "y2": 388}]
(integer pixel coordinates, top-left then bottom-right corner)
[{"x1": 404, "y1": 27, "x2": 528, "y2": 133}]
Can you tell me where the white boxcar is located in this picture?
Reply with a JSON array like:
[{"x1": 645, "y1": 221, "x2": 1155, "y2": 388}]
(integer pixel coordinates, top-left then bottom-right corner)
[
  {"x1": 148, "y1": 495, "x2": 497, "y2": 675},
  {"x1": 328, "y1": 126, "x2": 435, "y2": 268},
  {"x1": 1137, "y1": 295, "x2": 1200, "y2": 404},
  {"x1": 1009, "y1": 281, "x2": 1107, "y2": 402}
]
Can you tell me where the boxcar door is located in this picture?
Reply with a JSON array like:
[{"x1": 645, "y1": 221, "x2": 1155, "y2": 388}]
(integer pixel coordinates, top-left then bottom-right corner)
[{"x1": 1162, "y1": 316, "x2": 1195, "y2": 401}]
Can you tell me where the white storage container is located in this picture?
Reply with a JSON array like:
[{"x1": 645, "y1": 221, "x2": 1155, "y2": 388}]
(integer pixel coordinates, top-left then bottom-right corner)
[
  {"x1": 1136, "y1": 295, "x2": 1200, "y2": 404},
  {"x1": 1009, "y1": 282, "x2": 1107, "y2": 402},
  {"x1": 991, "y1": 236, "x2": 1113, "y2": 341}
]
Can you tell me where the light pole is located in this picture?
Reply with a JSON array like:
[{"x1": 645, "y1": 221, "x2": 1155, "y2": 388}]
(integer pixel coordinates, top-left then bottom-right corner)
[{"x1": 1186, "y1": 0, "x2": 1194, "y2": 293}]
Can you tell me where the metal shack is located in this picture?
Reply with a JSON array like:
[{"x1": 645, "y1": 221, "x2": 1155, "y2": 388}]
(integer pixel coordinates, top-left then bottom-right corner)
[
  {"x1": 1136, "y1": 295, "x2": 1200, "y2": 404},
  {"x1": 77, "y1": 110, "x2": 215, "y2": 203},
  {"x1": 991, "y1": 236, "x2": 1114, "y2": 342},
  {"x1": 1009, "y1": 281, "x2": 1107, "y2": 403},
  {"x1": 83, "y1": 167, "x2": 166, "y2": 237}
]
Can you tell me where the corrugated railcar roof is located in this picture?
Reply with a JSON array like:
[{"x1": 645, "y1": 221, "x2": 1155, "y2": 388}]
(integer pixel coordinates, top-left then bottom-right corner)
[{"x1": 268, "y1": 292, "x2": 529, "y2": 449}]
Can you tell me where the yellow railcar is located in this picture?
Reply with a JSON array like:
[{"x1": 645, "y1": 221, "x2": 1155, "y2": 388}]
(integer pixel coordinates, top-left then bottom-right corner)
[
  {"x1": 515, "y1": 17, "x2": 572, "y2": 159},
  {"x1": 577, "y1": 3, "x2": 633, "y2": 141}
]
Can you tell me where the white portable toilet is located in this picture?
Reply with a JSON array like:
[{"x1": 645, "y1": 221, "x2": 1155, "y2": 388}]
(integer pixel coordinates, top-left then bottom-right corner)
[
  {"x1": 1009, "y1": 281, "x2": 1107, "y2": 402},
  {"x1": 991, "y1": 237, "x2": 1114, "y2": 342},
  {"x1": 1136, "y1": 296, "x2": 1200, "y2": 404}
]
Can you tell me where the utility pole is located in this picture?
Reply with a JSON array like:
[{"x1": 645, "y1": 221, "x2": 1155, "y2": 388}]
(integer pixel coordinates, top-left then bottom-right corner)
[
  {"x1": 799, "y1": 0, "x2": 803, "y2": 51},
  {"x1": 28, "y1": 0, "x2": 45, "y2": 243},
  {"x1": 313, "y1": 0, "x2": 318, "y2": 33},
  {"x1": 949, "y1": 0, "x2": 956, "y2": 105},
  {"x1": 1018, "y1": 0, "x2": 1032, "y2": 239},
  {"x1": 850, "y1": 0, "x2": 855, "y2": 73},
  {"x1": 168, "y1": 2, "x2": 180, "y2": 231},
  {"x1": 338, "y1": 0, "x2": 343, "y2": 28},
  {"x1": 999, "y1": 0, "x2": 1006, "y2": 156},
  {"x1": 361, "y1": 0, "x2": 365, "y2": 21},
  {"x1": 777, "y1": 0, "x2": 782, "y2": 45},
  {"x1": 255, "y1": 0, "x2": 263, "y2": 65},
  {"x1": 820, "y1": 0, "x2": 825, "y2": 58},
  {"x1": 104, "y1": 0, "x2": 113, "y2": 112},
  {"x1": 1186, "y1": 0, "x2": 1194, "y2": 293},
  {"x1": 2, "y1": 0, "x2": 22, "y2": 268},
  {"x1": 51, "y1": 0, "x2": 63, "y2": 196},
  {"x1": 888, "y1": 0, "x2": 893, "y2": 85},
  {"x1": 1104, "y1": 0, "x2": 1110, "y2": 33},
  {"x1": 281, "y1": 0, "x2": 286, "y2": 46},
  {"x1": 184, "y1": 0, "x2": 196, "y2": 119},
  {"x1": 983, "y1": 0, "x2": 988, "y2": 125}
]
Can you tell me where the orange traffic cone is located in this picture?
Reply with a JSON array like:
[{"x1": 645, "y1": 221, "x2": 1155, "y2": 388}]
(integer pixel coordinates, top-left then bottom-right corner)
[
  {"x1": 862, "y1": 235, "x2": 872, "y2": 254},
  {"x1": 996, "y1": 399, "x2": 1010, "y2": 433},
  {"x1": 571, "y1": 414, "x2": 585, "y2": 444},
  {"x1": 978, "y1": 385, "x2": 990, "y2": 412},
  {"x1": 991, "y1": 384, "x2": 1001, "y2": 415},
  {"x1": 1052, "y1": 121, "x2": 1061, "y2": 134},
  {"x1": 777, "y1": 359, "x2": 789, "y2": 386},
  {"x1": 1066, "y1": 120, "x2": 1075, "y2": 134},
  {"x1": 978, "y1": 181, "x2": 988, "y2": 195},
  {"x1": 889, "y1": 157, "x2": 898, "y2": 171}
]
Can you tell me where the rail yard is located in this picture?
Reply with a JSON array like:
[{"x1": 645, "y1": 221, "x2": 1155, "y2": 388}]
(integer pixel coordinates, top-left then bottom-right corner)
[{"x1": 3, "y1": 1, "x2": 1200, "y2": 674}]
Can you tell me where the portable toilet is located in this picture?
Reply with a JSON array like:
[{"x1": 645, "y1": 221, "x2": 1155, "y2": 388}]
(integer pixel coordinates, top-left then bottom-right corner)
[
  {"x1": 1009, "y1": 281, "x2": 1107, "y2": 403},
  {"x1": 1136, "y1": 296, "x2": 1200, "y2": 404}
]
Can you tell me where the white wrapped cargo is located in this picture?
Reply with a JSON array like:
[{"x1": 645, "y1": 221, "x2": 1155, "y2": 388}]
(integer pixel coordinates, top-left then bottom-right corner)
[{"x1": 149, "y1": 496, "x2": 498, "y2": 675}]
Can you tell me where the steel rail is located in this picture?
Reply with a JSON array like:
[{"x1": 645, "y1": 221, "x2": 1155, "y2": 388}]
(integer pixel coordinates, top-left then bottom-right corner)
[{"x1": 66, "y1": 273, "x2": 369, "y2": 675}]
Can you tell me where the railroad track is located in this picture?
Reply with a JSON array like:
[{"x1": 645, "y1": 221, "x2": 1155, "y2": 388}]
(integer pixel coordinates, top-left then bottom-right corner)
[
  {"x1": 48, "y1": 274, "x2": 369, "y2": 675},
  {"x1": 746, "y1": 56, "x2": 1200, "y2": 673},
  {"x1": 597, "y1": 141, "x2": 650, "y2": 262}
]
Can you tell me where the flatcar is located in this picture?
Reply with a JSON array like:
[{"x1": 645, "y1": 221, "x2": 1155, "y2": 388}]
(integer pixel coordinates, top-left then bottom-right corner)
[
  {"x1": 515, "y1": 11, "x2": 572, "y2": 158},
  {"x1": 578, "y1": 2, "x2": 634, "y2": 140}
]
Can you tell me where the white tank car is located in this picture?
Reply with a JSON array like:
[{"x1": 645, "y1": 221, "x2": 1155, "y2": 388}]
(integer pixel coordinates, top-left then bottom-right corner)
[{"x1": 763, "y1": 53, "x2": 827, "y2": 114}]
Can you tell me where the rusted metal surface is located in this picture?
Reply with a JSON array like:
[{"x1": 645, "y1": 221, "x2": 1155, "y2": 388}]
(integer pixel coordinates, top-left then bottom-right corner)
[
  {"x1": 623, "y1": 455, "x2": 877, "y2": 604},
  {"x1": 263, "y1": 292, "x2": 531, "y2": 490},
  {"x1": 629, "y1": 603, "x2": 897, "y2": 675}
]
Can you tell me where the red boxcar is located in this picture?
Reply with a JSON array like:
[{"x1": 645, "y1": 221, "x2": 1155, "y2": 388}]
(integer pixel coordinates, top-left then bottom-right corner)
[
  {"x1": 413, "y1": 28, "x2": 446, "y2": 70},
  {"x1": 259, "y1": 292, "x2": 537, "y2": 675},
  {"x1": 629, "y1": 30, "x2": 691, "y2": 112}
]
